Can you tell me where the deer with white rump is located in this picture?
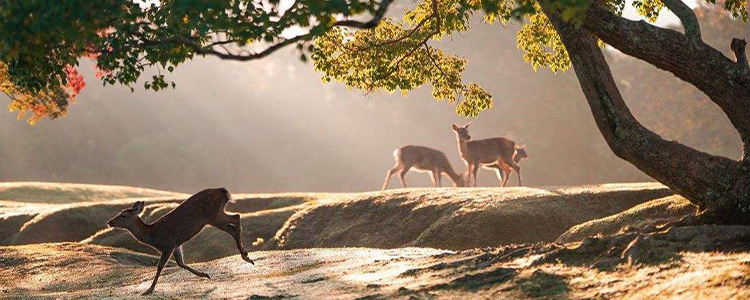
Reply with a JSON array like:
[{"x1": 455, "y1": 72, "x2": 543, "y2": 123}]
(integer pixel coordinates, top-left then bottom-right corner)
[
  {"x1": 452, "y1": 122, "x2": 527, "y2": 187},
  {"x1": 382, "y1": 145, "x2": 465, "y2": 190},
  {"x1": 107, "y1": 188, "x2": 254, "y2": 295}
]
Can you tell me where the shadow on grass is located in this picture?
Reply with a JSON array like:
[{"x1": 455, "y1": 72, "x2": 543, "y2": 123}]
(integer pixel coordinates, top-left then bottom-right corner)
[{"x1": 515, "y1": 270, "x2": 571, "y2": 299}]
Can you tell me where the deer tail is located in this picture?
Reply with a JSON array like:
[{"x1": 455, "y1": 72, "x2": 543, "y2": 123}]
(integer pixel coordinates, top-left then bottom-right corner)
[{"x1": 393, "y1": 148, "x2": 402, "y2": 161}]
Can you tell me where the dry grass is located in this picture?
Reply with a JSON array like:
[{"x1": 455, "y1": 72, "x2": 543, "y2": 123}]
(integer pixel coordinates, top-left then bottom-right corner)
[
  {"x1": 0, "y1": 183, "x2": 671, "y2": 257},
  {"x1": 271, "y1": 183, "x2": 672, "y2": 250},
  {"x1": 0, "y1": 182, "x2": 182, "y2": 204}
]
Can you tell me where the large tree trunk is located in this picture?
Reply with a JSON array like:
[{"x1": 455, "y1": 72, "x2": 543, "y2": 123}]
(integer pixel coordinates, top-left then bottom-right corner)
[{"x1": 539, "y1": 4, "x2": 750, "y2": 224}]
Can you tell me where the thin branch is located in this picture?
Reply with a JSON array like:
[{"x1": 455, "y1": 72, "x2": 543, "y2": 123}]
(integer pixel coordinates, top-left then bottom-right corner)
[
  {"x1": 424, "y1": 44, "x2": 447, "y2": 79},
  {"x1": 333, "y1": 0, "x2": 393, "y2": 29},
  {"x1": 365, "y1": 34, "x2": 433, "y2": 91},
  {"x1": 134, "y1": 0, "x2": 396, "y2": 61},
  {"x1": 355, "y1": 15, "x2": 432, "y2": 53},
  {"x1": 661, "y1": 0, "x2": 701, "y2": 41},
  {"x1": 366, "y1": 0, "x2": 441, "y2": 89},
  {"x1": 424, "y1": 44, "x2": 467, "y2": 101}
]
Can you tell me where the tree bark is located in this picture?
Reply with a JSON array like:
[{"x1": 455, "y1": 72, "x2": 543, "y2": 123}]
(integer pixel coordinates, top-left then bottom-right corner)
[{"x1": 539, "y1": 4, "x2": 750, "y2": 224}]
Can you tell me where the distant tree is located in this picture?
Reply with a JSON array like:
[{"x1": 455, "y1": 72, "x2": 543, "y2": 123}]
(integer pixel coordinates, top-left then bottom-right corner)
[{"x1": 1, "y1": 0, "x2": 749, "y2": 223}]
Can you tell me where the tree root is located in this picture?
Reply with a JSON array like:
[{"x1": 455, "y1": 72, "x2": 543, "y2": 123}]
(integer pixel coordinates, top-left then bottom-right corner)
[{"x1": 534, "y1": 225, "x2": 750, "y2": 270}]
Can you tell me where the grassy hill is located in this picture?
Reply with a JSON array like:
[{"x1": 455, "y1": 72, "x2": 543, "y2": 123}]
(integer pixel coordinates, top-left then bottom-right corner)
[
  {"x1": 3, "y1": 182, "x2": 748, "y2": 299},
  {"x1": 0, "y1": 183, "x2": 671, "y2": 262},
  {"x1": 0, "y1": 182, "x2": 182, "y2": 204}
]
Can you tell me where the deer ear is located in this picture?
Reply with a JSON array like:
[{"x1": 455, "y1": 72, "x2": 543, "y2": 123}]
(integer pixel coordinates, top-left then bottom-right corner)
[
  {"x1": 131, "y1": 201, "x2": 145, "y2": 213},
  {"x1": 464, "y1": 122, "x2": 472, "y2": 128},
  {"x1": 520, "y1": 144, "x2": 526, "y2": 149},
  {"x1": 452, "y1": 123, "x2": 460, "y2": 131}
]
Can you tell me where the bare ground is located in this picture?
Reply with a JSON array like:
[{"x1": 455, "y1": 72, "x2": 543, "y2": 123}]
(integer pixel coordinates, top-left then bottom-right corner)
[{"x1": 2, "y1": 232, "x2": 749, "y2": 300}]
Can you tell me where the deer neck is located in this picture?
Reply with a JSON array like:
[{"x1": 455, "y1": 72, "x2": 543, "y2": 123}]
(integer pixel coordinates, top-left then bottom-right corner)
[
  {"x1": 457, "y1": 138, "x2": 469, "y2": 159},
  {"x1": 127, "y1": 218, "x2": 155, "y2": 246},
  {"x1": 442, "y1": 161, "x2": 463, "y2": 184}
]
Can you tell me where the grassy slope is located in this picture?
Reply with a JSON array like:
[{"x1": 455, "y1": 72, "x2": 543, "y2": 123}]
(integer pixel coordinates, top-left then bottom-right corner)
[
  {"x1": 270, "y1": 183, "x2": 672, "y2": 250},
  {"x1": 0, "y1": 183, "x2": 671, "y2": 261},
  {"x1": 0, "y1": 182, "x2": 182, "y2": 204}
]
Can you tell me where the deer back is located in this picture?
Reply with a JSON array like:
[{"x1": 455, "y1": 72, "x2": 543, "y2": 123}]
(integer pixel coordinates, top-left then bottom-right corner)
[
  {"x1": 149, "y1": 188, "x2": 230, "y2": 244},
  {"x1": 464, "y1": 137, "x2": 516, "y2": 164},
  {"x1": 399, "y1": 145, "x2": 451, "y2": 170}
]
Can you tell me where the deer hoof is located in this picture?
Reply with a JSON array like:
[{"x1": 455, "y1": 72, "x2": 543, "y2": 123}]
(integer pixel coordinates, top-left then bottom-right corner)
[
  {"x1": 200, "y1": 272, "x2": 211, "y2": 279},
  {"x1": 142, "y1": 289, "x2": 154, "y2": 296},
  {"x1": 242, "y1": 254, "x2": 255, "y2": 265}
]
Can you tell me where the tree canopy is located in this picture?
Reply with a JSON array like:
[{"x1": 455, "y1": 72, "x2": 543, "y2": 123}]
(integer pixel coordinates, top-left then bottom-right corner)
[{"x1": 1, "y1": 0, "x2": 745, "y2": 122}]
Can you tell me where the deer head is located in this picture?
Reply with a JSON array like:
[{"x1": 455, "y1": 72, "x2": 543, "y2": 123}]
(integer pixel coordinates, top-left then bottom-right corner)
[
  {"x1": 453, "y1": 174, "x2": 467, "y2": 187},
  {"x1": 452, "y1": 122, "x2": 471, "y2": 141},
  {"x1": 107, "y1": 201, "x2": 145, "y2": 229},
  {"x1": 515, "y1": 145, "x2": 529, "y2": 162}
]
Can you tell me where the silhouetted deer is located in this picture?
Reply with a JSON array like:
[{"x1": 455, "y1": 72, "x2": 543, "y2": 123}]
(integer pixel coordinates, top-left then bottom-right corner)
[
  {"x1": 107, "y1": 188, "x2": 254, "y2": 295},
  {"x1": 382, "y1": 145, "x2": 465, "y2": 190},
  {"x1": 482, "y1": 145, "x2": 529, "y2": 186},
  {"x1": 452, "y1": 123, "x2": 525, "y2": 187}
]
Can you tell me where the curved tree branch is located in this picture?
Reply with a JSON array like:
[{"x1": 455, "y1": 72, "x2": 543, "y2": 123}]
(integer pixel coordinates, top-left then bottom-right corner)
[
  {"x1": 581, "y1": 3, "x2": 750, "y2": 159},
  {"x1": 661, "y1": 0, "x2": 702, "y2": 40}
]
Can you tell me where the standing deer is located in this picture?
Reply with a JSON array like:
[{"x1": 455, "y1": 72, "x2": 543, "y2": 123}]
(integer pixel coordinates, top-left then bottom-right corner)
[
  {"x1": 452, "y1": 123, "x2": 525, "y2": 187},
  {"x1": 382, "y1": 145, "x2": 465, "y2": 190},
  {"x1": 482, "y1": 145, "x2": 529, "y2": 186},
  {"x1": 107, "y1": 188, "x2": 254, "y2": 295}
]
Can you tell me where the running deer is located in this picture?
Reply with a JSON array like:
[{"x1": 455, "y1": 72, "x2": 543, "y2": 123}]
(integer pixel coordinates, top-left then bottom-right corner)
[
  {"x1": 452, "y1": 123, "x2": 525, "y2": 187},
  {"x1": 382, "y1": 145, "x2": 465, "y2": 190},
  {"x1": 107, "y1": 188, "x2": 254, "y2": 295}
]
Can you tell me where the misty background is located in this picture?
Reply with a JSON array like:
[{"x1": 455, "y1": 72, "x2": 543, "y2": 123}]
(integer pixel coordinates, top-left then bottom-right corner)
[{"x1": 0, "y1": 4, "x2": 742, "y2": 193}]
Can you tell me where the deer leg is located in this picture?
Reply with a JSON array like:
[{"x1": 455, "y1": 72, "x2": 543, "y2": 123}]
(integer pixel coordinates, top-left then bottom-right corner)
[
  {"x1": 471, "y1": 164, "x2": 480, "y2": 187},
  {"x1": 173, "y1": 246, "x2": 210, "y2": 279},
  {"x1": 429, "y1": 169, "x2": 439, "y2": 187},
  {"x1": 382, "y1": 166, "x2": 400, "y2": 190},
  {"x1": 436, "y1": 169, "x2": 442, "y2": 187},
  {"x1": 498, "y1": 163, "x2": 512, "y2": 187},
  {"x1": 212, "y1": 213, "x2": 254, "y2": 265},
  {"x1": 509, "y1": 161, "x2": 522, "y2": 186},
  {"x1": 143, "y1": 249, "x2": 173, "y2": 295},
  {"x1": 397, "y1": 166, "x2": 411, "y2": 188},
  {"x1": 493, "y1": 167, "x2": 505, "y2": 186},
  {"x1": 503, "y1": 166, "x2": 513, "y2": 187}
]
